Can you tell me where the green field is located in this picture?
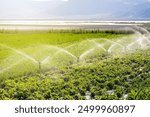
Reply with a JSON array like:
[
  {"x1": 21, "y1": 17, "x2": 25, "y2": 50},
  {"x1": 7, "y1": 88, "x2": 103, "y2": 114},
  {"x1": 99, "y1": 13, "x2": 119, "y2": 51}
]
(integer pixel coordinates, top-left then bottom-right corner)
[{"x1": 0, "y1": 29, "x2": 150, "y2": 100}]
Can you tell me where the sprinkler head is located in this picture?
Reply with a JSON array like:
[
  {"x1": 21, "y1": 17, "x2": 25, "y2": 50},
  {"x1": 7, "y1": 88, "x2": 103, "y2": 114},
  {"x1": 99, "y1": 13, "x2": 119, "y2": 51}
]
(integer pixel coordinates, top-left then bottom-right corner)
[{"x1": 38, "y1": 61, "x2": 42, "y2": 72}]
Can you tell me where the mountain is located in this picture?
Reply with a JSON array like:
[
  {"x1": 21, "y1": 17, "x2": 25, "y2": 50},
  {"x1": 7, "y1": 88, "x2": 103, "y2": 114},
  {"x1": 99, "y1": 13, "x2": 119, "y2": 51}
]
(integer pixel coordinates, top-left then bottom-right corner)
[
  {"x1": 49, "y1": 0, "x2": 150, "y2": 20},
  {"x1": 124, "y1": 1, "x2": 150, "y2": 19},
  {"x1": 50, "y1": 0, "x2": 123, "y2": 19}
]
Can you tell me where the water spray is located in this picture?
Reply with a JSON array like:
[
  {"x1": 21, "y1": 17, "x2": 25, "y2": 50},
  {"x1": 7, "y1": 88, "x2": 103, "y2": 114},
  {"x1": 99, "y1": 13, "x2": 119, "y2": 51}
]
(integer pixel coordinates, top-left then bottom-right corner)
[
  {"x1": 1, "y1": 28, "x2": 150, "y2": 77},
  {"x1": 0, "y1": 44, "x2": 37, "y2": 63}
]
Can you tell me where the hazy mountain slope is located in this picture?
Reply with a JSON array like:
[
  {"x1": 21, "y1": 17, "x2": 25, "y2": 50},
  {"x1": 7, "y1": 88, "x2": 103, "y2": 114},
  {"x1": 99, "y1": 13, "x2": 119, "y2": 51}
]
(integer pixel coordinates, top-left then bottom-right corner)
[
  {"x1": 120, "y1": 1, "x2": 150, "y2": 19},
  {"x1": 50, "y1": 0, "x2": 150, "y2": 19},
  {"x1": 51, "y1": 0, "x2": 123, "y2": 17}
]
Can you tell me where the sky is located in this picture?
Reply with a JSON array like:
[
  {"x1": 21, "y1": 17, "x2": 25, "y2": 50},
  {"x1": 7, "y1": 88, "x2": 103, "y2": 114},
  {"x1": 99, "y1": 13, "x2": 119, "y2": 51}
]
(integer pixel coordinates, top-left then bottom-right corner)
[{"x1": 0, "y1": 0, "x2": 150, "y2": 19}]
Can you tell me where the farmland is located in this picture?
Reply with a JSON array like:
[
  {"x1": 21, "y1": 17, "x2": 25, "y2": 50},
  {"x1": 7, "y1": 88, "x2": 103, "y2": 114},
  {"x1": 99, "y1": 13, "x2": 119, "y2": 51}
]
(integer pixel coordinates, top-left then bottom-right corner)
[{"x1": 0, "y1": 28, "x2": 150, "y2": 100}]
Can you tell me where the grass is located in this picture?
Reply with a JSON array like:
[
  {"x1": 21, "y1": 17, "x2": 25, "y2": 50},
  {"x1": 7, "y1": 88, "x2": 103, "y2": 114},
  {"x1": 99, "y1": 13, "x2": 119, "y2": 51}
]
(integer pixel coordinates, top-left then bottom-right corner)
[{"x1": 0, "y1": 29, "x2": 131, "y2": 48}]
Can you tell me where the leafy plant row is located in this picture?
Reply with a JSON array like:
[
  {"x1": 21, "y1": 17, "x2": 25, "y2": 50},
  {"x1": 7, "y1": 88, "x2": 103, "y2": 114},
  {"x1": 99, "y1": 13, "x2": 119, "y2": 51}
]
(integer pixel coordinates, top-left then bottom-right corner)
[{"x1": 0, "y1": 50, "x2": 149, "y2": 100}]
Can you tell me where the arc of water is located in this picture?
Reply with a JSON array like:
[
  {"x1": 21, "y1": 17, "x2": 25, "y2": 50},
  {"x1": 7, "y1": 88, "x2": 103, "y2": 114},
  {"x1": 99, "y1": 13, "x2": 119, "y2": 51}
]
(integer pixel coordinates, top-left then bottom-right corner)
[
  {"x1": 133, "y1": 25, "x2": 150, "y2": 37},
  {"x1": 127, "y1": 34, "x2": 150, "y2": 50},
  {"x1": 125, "y1": 26, "x2": 141, "y2": 36},
  {"x1": 87, "y1": 39, "x2": 107, "y2": 52},
  {"x1": 41, "y1": 45, "x2": 77, "y2": 63},
  {"x1": 108, "y1": 44, "x2": 117, "y2": 53},
  {"x1": 0, "y1": 44, "x2": 38, "y2": 64},
  {"x1": 143, "y1": 36, "x2": 150, "y2": 43},
  {"x1": 97, "y1": 38, "x2": 125, "y2": 53},
  {"x1": 126, "y1": 41, "x2": 137, "y2": 50},
  {"x1": 12, "y1": 49, "x2": 37, "y2": 63},
  {"x1": 127, "y1": 26, "x2": 150, "y2": 49},
  {"x1": 120, "y1": 27, "x2": 149, "y2": 45},
  {"x1": 132, "y1": 25, "x2": 150, "y2": 48},
  {"x1": 109, "y1": 41, "x2": 125, "y2": 53},
  {"x1": 41, "y1": 56, "x2": 50, "y2": 64},
  {"x1": 79, "y1": 48, "x2": 95, "y2": 62},
  {"x1": 53, "y1": 48, "x2": 77, "y2": 60},
  {"x1": 41, "y1": 46, "x2": 77, "y2": 64},
  {"x1": 64, "y1": 43, "x2": 77, "y2": 50},
  {"x1": 138, "y1": 38, "x2": 143, "y2": 48},
  {"x1": 0, "y1": 59, "x2": 24, "y2": 74},
  {"x1": 40, "y1": 45, "x2": 62, "y2": 64},
  {"x1": 100, "y1": 38, "x2": 125, "y2": 48},
  {"x1": 126, "y1": 38, "x2": 141, "y2": 50},
  {"x1": 134, "y1": 26, "x2": 150, "y2": 45}
]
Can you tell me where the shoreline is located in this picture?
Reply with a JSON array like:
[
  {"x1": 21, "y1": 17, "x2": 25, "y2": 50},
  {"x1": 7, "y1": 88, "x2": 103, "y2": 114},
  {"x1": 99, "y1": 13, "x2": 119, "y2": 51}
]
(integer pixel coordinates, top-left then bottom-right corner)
[{"x1": 0, "y1": 21, "x2": 142, "y2": 31}]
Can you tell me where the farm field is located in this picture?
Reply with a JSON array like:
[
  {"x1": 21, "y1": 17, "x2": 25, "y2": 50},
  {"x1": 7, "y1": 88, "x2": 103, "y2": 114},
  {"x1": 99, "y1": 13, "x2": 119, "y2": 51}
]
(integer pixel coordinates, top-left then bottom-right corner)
[{"x1": 0, "y1": 27, "x2": 150, "y2": 100}]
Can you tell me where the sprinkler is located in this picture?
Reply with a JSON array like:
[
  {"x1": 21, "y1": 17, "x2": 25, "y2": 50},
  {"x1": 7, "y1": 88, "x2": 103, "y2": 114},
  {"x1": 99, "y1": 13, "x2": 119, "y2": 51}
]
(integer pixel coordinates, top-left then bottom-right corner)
[
  {"x1": 77, "y1": 57, "x2": 80, "y2": 63},
  {"x1": 38, "y1": 61, "x2": 42, "y2": 74}
]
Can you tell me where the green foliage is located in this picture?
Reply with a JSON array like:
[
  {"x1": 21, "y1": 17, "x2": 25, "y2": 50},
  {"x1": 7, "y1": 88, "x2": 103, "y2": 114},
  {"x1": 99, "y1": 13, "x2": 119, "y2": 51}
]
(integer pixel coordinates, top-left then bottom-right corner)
[
  {"x1": 0, "y1": 50, "x2": 149, "y2": 100},
  {"x1": 0, "y1": 29, "x2": 128, "y2": 48}
]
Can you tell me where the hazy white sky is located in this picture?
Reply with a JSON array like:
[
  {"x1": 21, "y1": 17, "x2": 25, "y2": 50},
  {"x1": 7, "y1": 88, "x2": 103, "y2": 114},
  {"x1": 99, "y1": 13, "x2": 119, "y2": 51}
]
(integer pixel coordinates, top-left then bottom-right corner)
[
  {"x1": 0, "y1": 0, "x2": 65, "y2": 18},
  {"x1": 0, "y1": 0, "x2": 149, "y2": 19}
]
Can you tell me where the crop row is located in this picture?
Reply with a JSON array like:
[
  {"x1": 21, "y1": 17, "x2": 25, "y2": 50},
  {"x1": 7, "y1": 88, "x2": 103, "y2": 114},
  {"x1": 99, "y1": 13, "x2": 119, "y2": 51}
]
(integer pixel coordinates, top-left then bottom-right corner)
[{"x1": 0, "y1": 50, "x2": 149, "y2": 100}]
